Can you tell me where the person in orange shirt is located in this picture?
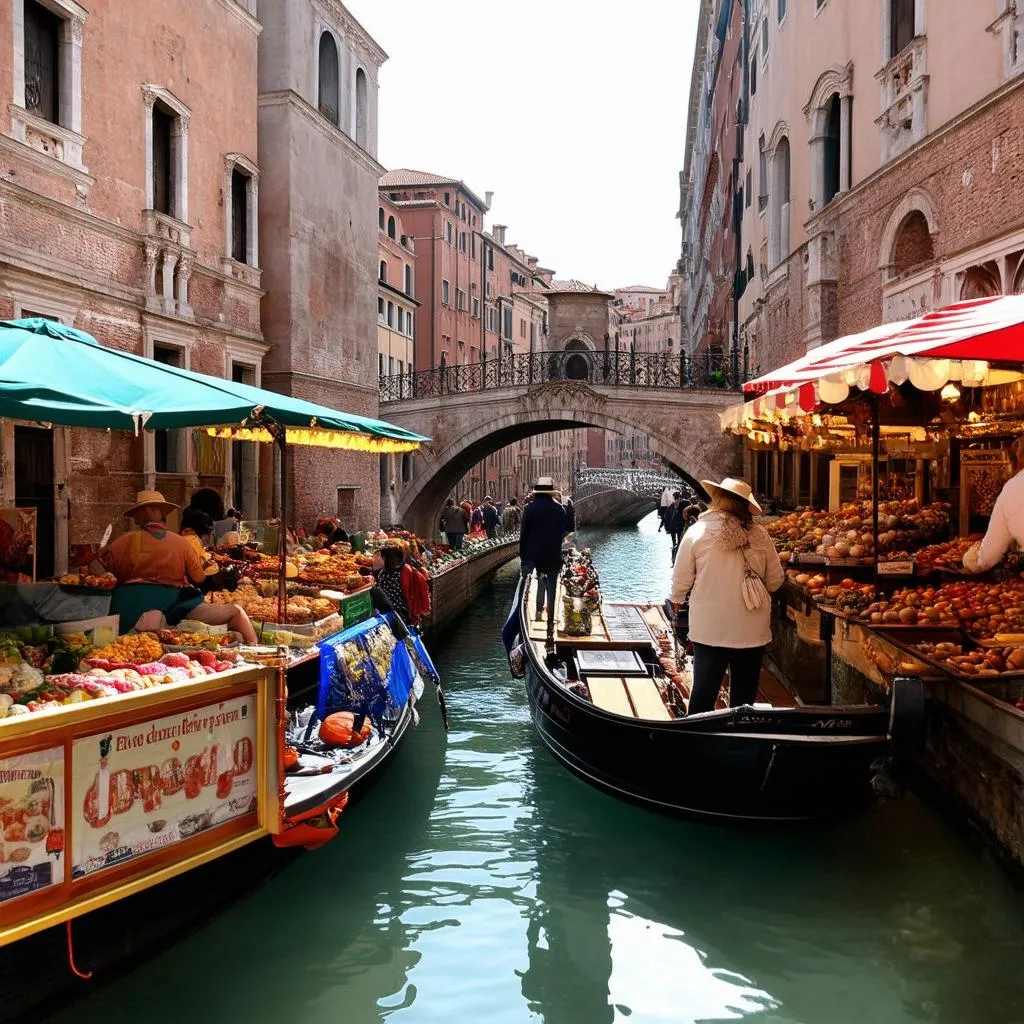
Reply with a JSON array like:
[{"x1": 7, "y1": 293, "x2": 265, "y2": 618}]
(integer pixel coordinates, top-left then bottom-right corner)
[{"x1": 91, "y1": 491, "x2": 256, "y2": 642}]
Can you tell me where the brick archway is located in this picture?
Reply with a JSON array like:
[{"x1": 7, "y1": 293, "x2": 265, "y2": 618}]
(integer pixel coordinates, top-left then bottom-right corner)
[{"x1": 381, "y1": 381, "x2": 741, "y2": 534}]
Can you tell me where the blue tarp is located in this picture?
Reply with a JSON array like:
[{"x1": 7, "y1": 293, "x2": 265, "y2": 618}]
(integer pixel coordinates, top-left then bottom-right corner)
[{"x1": 316, "y1": 613, "x2": 425, "y2": 724}]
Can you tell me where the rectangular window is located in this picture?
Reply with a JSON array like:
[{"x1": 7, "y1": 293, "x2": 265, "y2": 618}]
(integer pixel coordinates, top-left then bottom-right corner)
[
  {"x1": 471, "y1": 233, "x2": 477, "y2": 259},
  {"x1": 379, "y1": 354, "x2": 385, "y2": 376},
  {"x1": 152, "y1": 102, "x2": 175, "y2": 216},
  {"x1": 230, "y1": 167, "x2": 249, "y2": 264},
  {"x1": 890, "y1": 0, "x2": 914, "y2": 57},
  {"x1": 502, "y1": 306, "x2": 513, "y2": 339},
  {"x1": 24, "y1": 0, "x2": 61, "y2": 125},
  {"x1": 520, "y1": 319, "x2": 527, "y2": 338},
  {"x1": 758, "y1": 133, "x2": 768, "y2": 212},
  {"x1": 389, "y1": 356, "x2": 395, "y2": 374},
  {"x1": 472, "y1": 297, "x2": 480, "y2": 318},
  {"x1": 446, "y1": 221, "x2": 453, "y2": 244},
  {"x1": 153, "y1": 344, "x2": 183, "y2": 472},
  {"x1": 443, "y1": 192, "x2": 451, "y2": 206},
  {"x1": 456, "y1": 288, "x2": 466, "y2": 311},
  {"x1": 761, "y1": 17, "x2": 768, "y2": 57},
  {"x1": 459, "y1": 232, "x2": 466, "y2": 253},
  {"x1": 487, "y1": 247, "x2": 494, "y2": 271},
  {"x1": 746, "y1": 168, "x2": 752, "y2": 207},
  {"x1": 441, "y1": 279, "x2": 450, "y2": 305},
  {"x1": 778, "y1": 0, "x2": 786, "y2": 21},
  {"x1": 749, "y1": 46, "x2": 758, "y2": 95},
  {"x1": 377, "y1": 297, "x2": 385, "y2": 319}
]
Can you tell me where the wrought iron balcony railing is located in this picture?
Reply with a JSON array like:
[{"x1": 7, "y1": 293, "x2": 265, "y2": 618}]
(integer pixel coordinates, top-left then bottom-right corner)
[{"x1": 379, "y1": 350, "x2": 749, "y2": 404}]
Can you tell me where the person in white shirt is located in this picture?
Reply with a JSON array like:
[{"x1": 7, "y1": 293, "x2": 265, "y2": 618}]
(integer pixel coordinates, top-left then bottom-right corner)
[
  {"x1": 963, "y1": 437, "x2": 1024, "y2": 573},
  {"x1": 670, "y1": 477, "x2": 784, "y2": 714}
]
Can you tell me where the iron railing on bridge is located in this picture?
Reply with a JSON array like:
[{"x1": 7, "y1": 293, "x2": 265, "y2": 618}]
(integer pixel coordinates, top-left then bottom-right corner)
[{"x1": 379, "y1": 350, "x2": 751, "y2": 404}]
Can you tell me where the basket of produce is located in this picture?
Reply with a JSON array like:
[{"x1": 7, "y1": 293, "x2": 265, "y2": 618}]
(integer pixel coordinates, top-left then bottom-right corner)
[
  {"x1": 56, "y1": 570, "x2": 117, "y2": 592},
  {"x1": 157, "y1": 629, "x2": 242, "y2": 651}
]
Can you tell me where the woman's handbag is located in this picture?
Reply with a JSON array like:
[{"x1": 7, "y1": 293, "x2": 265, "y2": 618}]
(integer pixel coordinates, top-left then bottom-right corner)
[{"x1": 740, "y1": 546, "x2": 771, "y2": 612}]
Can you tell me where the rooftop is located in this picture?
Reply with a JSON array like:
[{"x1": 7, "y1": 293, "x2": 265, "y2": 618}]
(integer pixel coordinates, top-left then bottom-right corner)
[{"x1": 379, "y1": 168, "x2": 490, "y2": 212}]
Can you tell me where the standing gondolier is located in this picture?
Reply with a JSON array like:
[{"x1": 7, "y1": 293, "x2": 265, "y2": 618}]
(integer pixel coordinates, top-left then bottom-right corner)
[{"x1": 519, "y1": 478, "x2": 567, "y2": 643}]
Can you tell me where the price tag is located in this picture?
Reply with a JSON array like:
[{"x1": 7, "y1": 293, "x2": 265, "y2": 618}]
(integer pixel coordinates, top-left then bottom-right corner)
[{"x1": 878, "y1": 560, "x2": 915, "y2": 575}]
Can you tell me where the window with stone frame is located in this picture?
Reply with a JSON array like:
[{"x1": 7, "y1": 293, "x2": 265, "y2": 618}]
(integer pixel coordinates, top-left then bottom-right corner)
[
  {"x1": 230, "y1": 167, "x2": 250, "y2": 263},
  {"x1": 24, "y1": 0, "x2": 61, "y2": 124},
  {"x1": 890, "y1": 0, "x2": 914, "y2": 58},
  {"x1": 152, "y1": 343, "x2": 184, "y2": 473},
  {"x1": 151, "y1": 101, "x2": 175, "y2": 216}
]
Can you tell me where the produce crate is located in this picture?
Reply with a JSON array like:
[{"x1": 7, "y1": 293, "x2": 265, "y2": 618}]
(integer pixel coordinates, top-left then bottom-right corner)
[{"x1": 874, "y1": 626, "x2": 1024, "y2": 681}]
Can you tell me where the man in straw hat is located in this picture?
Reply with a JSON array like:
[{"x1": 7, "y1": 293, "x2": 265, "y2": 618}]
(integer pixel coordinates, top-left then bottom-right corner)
[
  {"x1": 669, "y1": 476, "x2": 784, "y2": 714},
  {"x1": 519, "y1": 477, "x2": 568, "y2": 640},
  {"x1": 91, "y1": 490, "x2": 257, "y2": 642}
]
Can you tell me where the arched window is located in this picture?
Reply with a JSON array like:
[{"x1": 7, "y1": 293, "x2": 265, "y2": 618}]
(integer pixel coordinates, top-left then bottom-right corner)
[
  {"x1": 960, "y1": 263, "x2": 1001, "y2": 300},
  {"x1": 355, "y1": 67, "x2": 368, "y2": 148},
  {"x1": 769, "y1": 137, "x2": 791, "y2": 267},
  {"x1": 379, "y1": 260, "x2": 387, "y2": 283},
  {"x1": 378, "y1": 208, "x2": 385, "y2": 230},
  {"x1": 892, "y1": 211, "x2": 934, "y2": 277},
  {"x1": 318, "y1": 33, "x2": 340, "y2": 126},
  {"x1": 387, "y1": 215, "x2": 396, "y2": 239},
  {"x1": 404, "y1": 265, "x2": 413, "y2": 295},
  {"x1": 823, "y1": 93, "x2": 841, "y2": 206}
]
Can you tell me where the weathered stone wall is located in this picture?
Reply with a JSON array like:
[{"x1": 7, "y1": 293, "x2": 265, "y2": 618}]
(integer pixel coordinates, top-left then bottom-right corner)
[
  {"x1": 427, "y1": 540, "x2": 520, "y2": 635},
  {"x1": 384, "y1": 381, "x2": 743, "y2": 537}
]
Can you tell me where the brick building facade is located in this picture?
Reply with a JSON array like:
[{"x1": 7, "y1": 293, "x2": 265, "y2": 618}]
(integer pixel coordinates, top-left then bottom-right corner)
[
  {"x1": 0, "y1": 0, "x2": 263, "y2": 574},
  {"x1": 680, "y1": 0, "x2": 1024, "y2": 389}
]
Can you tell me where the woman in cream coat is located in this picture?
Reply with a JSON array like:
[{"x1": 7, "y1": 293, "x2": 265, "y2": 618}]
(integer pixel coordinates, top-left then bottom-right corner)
[{"x1": 670, "y1": 477, "x2": 784, "y2": 714}]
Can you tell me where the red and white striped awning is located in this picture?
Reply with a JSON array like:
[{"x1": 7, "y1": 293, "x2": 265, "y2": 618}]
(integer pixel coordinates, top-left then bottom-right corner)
[{"x1": 724, "y1": 296, "x2": 1024, "y2": 432}]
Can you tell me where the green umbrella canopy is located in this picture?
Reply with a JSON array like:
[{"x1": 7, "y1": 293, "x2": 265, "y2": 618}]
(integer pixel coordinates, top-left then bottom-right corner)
[{"x1": 0, "y1": 319, "x2": 428, "y2": 451}]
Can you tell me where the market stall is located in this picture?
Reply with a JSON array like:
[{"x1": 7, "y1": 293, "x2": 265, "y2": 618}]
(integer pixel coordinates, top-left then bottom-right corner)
[
  {"x1": 0, "y1": 318, "x2": 429, "y2": 947},
  {"x1": 720, "y1": 295, "x2": 1024, "y2": 867}
]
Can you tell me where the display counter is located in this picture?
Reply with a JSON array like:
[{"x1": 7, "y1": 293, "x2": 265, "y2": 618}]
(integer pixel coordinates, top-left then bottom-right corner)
[{"x1": 0, "y1": 663, "x2": 282, "y2": 946}]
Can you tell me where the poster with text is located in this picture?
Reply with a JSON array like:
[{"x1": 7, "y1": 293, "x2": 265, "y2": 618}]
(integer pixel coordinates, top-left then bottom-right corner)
[
  {"x1": 0, "y1": 746, "x2": 64, "y2": 903},
  {"x1": 71, "y1": 695, "x2": 258, "y2": 879}
]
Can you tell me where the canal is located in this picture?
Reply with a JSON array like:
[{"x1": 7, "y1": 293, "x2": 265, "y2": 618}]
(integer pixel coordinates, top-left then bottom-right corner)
[{"x1": 46, "y1": 515, "x2": 1024, "y2": 1023}]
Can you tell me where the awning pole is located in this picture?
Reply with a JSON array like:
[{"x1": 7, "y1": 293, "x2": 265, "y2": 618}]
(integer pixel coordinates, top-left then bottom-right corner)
[
  {"x1": 872, "y1": 394, "x2": 881, "y2": 593},
  {"x1": 277, "y1": 434, "x2": 287, "y2": 626}
]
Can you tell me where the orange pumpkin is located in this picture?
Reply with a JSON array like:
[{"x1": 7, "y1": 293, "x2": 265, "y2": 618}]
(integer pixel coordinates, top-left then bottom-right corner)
[
  {"x1": 319, "y1": 712, "x2": 372, "y2": 748},
  {"x1": 283, "y1": 746, "x2": 300, "y2": 770}
]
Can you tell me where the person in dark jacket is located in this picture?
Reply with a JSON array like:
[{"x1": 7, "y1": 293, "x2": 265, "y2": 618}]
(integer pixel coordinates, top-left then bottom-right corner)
[
  {"x1": 664, "y1": 491, "x2": 684, "y2": 561},
  {"x1": 519, "y1": 477, "x2": 567, "y2": 638},
  {"x1": 439, "y1": 498, "x2": 467, "y2": 550},
  {"x1": 481, "y1": 496, "x2": 501, "y2": 539}
]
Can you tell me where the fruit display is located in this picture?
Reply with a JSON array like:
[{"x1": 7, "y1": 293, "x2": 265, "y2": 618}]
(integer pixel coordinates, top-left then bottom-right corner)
[
  {"x1": 970, "y1": 467, "x2": 1007, "y2": 516},
  {"x1": 90, "y1": 632, "x2": 164, "y2": 665},
  {"x1": 856, "y1": 580, "x2": 1024, "y2": 639},
  {"x1": 57, "y1": 571, "x2": 117, "y2": 589},
  {"x1": 915, "y1": 536, "x2": 983, "y2": 574},
  {"x1": 426, "y1": 535, "x2": 518, "y2": 577},
  {"x1": 910, "y1": 640, "x2": 1024, "y2": 679},
  {"x1": 769, "y1": 500, "x2": 952, "y2": 563},
  {"x1": 207, "y1": 579, "x2": 340, "y2": 624},
  {"x1": 156, "y1": 629, "x2": 238, "y2": 649}
]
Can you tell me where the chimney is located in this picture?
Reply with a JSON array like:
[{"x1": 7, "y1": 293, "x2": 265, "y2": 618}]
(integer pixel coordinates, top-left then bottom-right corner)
[
  {"x1": 493, "y1": 224, "x2": 506, "y2": 245},
  {"x1": 484, "y1": 191, "x2": 494, "y2": 209}
]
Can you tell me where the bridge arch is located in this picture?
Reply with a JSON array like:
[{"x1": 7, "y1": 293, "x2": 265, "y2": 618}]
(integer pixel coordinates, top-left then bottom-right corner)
[{"x1": 381, "y1": 381, "x2": 741, "y2": 535}]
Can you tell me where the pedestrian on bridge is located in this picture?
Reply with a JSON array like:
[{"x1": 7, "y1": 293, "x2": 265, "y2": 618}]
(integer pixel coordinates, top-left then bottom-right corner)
[
  {"x1": 664, "y1": 491, "x2": 684, "y2": 561},
  {"x1": 482, "y1": 496, "x2": 501, "y2": 539},
  {"x1": 502, "y1": 497, "x2": 522, "y2": 535}
]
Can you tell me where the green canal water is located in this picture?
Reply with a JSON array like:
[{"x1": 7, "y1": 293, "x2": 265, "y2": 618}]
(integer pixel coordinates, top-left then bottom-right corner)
[{"x1": 48, "y1": 515, "x2": 1024, "y2": 1023}]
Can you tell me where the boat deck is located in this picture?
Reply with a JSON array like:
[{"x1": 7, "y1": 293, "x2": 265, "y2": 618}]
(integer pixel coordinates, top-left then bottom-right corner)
[{"x1": 525, "y1": 577, "x2": 796, "y2": 721}]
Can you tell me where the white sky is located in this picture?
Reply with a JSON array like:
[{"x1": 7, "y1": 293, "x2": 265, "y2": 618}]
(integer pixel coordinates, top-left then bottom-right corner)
[{"x1": 344, "y1": 0, "x2": 697, "y2": 292}]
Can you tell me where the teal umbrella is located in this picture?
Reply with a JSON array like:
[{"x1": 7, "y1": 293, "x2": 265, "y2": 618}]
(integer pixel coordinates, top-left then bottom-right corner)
[{"x1": 0, "y1": 319, "x2": 428, "y2": 449}]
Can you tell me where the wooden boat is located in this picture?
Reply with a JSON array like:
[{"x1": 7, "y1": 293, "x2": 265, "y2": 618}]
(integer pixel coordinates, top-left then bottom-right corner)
[{"x1": 504, "y1": 576, "x2": 919, "y2": 821}]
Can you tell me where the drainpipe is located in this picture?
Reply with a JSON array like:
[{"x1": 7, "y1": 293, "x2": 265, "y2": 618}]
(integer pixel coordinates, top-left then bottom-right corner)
[
  {"x1": 431, "y1": 211, "x2": 438, "y2": 371},
  {"x1": 732, "y1": 0, "x2": 749, "y2": 387}
]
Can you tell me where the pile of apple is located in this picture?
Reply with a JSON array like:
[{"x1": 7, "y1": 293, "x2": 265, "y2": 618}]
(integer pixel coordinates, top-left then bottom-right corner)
[
  {"x1": 915, "y1": 536, "x2": 983, "y2": 574},
  {"x1": 786, "y1": 569, "x2": 827, "y2": 597},
  {"x1": 913, "y1": 640, "x2": 1024, "y2": 678},
  {"x1": 858, "y1": 579, "x2": 1024, "y2": 638},
  {"x1": 769, "y1": 500, "x2": 952, "y2": 564}
]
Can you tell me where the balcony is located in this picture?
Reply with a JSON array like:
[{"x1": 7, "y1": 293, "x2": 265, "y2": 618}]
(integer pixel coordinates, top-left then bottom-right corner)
[
  {"x1": 875, "y1": 36, "x2": 929, "y2": 163},
  {"x1": 142, "y1": 210, "x2": 195, "y2": 318}
]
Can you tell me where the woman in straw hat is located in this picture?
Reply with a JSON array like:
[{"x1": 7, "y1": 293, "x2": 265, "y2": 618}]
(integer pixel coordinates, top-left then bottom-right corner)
[
  {"x1": 669, "y1": 477, "x2": 784, "y2": 714},
  {"x1": 90, "y1": 490, "x2": 257, "y2": 642}
]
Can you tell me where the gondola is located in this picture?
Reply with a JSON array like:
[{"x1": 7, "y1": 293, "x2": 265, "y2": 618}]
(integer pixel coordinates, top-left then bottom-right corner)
[{"x1": 503, "y1": 575, "x2": 922, "y2": 821}]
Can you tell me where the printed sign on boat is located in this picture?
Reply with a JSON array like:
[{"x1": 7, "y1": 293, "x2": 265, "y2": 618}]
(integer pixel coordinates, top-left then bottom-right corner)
[
  {"x1": 0, "y1": 745, "x2": 64, "y2": 903},
  {"x1": 70, "y1": 695, "x2": 258, "y2": 878}
]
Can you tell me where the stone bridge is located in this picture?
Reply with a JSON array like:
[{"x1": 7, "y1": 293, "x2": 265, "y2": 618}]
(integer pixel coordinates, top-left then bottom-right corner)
[
  {"x1": 379, "y1": 367, "x2": 743, "y2": 537},
  {"x1": 572, "y1": 468, "x2": 697, "y2": 528}
]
